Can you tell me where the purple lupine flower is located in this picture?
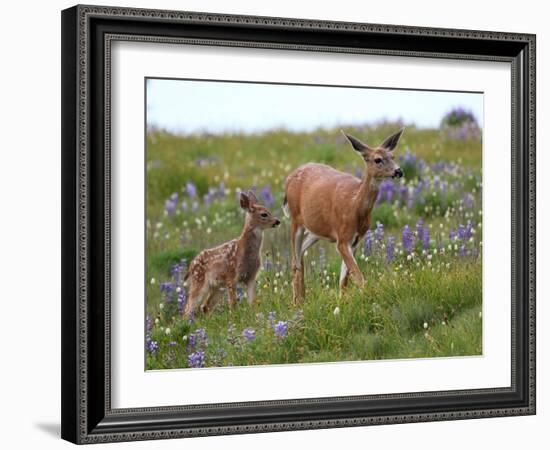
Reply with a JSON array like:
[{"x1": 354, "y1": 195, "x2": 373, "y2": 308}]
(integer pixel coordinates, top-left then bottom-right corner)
[
  {"x1": 146, "y1": 339, "x2": 159, "y2": 354},
  {"x1": 181, "y1": 200, "x2": 188, "y2": 212},
  {"x1": 188, "y1": 328, "x2": 208, "y2": 351},
  {"x1": 375, "y1": 222, "x2": 384, "y2": 243},
  {"x1": 377, "y1": 180, "x2": 395, "y2": 204},
  {"x1": 465, "y1": 221, "x2": 475, "y2": 239},
  {"x1": 203, "y1": 192, "x2": 213, "y2": 210},
  {"x1": 449, "y1": 229, "x2": 458, "y2": 241},
  {"x1": 160, "y1": 282, "x2": 173, "y2": 294},
  {"x1": 261, "y1": 185, "x2": 274, "y2": 208},
  {"x1": 242, "y1": 328, "x2": 256, "y2": 342},
  {"x1": 168, "y1": 341, "x2": 177, "y2": 347},
  {"x1": 398, "y1": 185, "x2": 409, "y2": 206},
  {"x1": 164, "y1": 193, "x2": 178, "y2": 216},
  {"x1": 170, "y1": 261, "x2": 184, "y2": 277},
  {"x1": 191, "y1": 201, "x2": 199, "y2": 213},
  {"x1": 408, "y1": 180, "x2": 424, "y2": 209},
  {"x1": 433, "y1": 175, "x2": 441, "y2": 190},
  {"x1": 459, "y1": 244, "x2": 466, "y2": 257},
  {"x1": 186, "y1": 181, "x2": 197, "y2": 199},
  {"x1": 188, "y1": 351, "x2": 205, "y2": 368},
  {"x1": 402, "y1": 225, "x2": 414, "y2": 253},
  {"x1": 422, "y1": 228, "x2": 430, "y2": 250},
  {"x1": 177, "y1": 288, "x2": 187, "y2": 314},
  {"x1": 364, "y1": 230, "x2": 374, "y2": 256},
  {"x1": 386, "y1": 236, "x2": 395, "y2": 263},
  {"x1": 274, "y1": 321, "x2": 288, "y2": 339},
  {"x1": 457, "y1": 224, "x2": 467, "y2": 240},
  {"x1": 416, "y1": 219, "x2": 424, "y2": 243},
  {"x1": 145, "y1": 315, "x2": 152, "y2": 333},
  {"x1": 462, "y1": 193, "x2": 474, "y2": 209}
]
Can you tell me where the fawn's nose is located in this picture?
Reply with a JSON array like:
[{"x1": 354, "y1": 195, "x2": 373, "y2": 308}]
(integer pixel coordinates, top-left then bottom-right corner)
[
  {"x1": 273, "y1": 219, "x2": 281, "y2": 227},
  {"x1": 394, "y1": 168, "x2": 403, "y2": 178}
]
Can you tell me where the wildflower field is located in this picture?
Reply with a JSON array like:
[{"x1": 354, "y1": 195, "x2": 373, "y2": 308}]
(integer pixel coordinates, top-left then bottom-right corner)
[{"x1": 145, "y1": 118, "x2": 482, "y2": 370}]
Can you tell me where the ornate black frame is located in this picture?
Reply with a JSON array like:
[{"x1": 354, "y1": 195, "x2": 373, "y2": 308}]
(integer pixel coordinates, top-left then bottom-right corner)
[{"x1": 61, "y1": 4, "x2": 536, "y2": 444}]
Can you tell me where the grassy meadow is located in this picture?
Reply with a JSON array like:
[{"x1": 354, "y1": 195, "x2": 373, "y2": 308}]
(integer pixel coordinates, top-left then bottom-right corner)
[{"x1": 145, "y1": 121, "x2": 482, "y2": 370}]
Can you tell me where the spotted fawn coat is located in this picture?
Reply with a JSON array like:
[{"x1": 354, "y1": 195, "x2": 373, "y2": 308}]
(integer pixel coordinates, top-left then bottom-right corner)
[{"x1": 184, "y1": 191, "x2": 280, "y2": 317}]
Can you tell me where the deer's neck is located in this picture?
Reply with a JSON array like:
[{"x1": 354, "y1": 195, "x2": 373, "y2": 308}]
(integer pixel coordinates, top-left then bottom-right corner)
[
  {"x1": 238, "y1": 221, "x2": 263, "y2": 258},
  {"x1": 355, "y1": 172, "x2": 380, "y2": 217},
  {"x1": 235, "y1": 220, "x2": 264, "y2": 281}
]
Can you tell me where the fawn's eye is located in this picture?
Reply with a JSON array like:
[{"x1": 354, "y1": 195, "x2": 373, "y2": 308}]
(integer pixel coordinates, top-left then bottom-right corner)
[
  {"x1": 260, "y1": 212, "x2": 269, "y2": 218},
  {"x1": 374, "y1": 157, "x2": 383, "y2": 164}
]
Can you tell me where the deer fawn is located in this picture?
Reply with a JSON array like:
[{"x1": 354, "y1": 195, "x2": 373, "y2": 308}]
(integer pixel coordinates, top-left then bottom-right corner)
[
  {"x1": 283, "y1": 128, "x2": 405, "y2": 303},
  {"x1": 183, "y1": 191, "x2": 281, "y2": 317}
]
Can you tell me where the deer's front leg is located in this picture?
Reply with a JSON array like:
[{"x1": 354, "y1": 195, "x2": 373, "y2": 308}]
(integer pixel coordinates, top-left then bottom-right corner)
[
  {"x1": 290, "y1": 222, "x2": 305, "y2": 303},
  {"x1": 226, "y1": 281, "x2": 238, "y2": 309},
  {"x1": 337, "y1": 241, "x2": 364, "y2": 288},
  {"x1": 246, "y1": 279, "x2": 257, "y2": 306},
  {"x1": 339, "y1": 241, "x2": 360, "y2": 291}
]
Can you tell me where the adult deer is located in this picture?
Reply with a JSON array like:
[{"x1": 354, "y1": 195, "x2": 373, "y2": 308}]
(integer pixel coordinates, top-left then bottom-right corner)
[{"x1": 283, "y1": 128, "x2": 404, "y2": 303}]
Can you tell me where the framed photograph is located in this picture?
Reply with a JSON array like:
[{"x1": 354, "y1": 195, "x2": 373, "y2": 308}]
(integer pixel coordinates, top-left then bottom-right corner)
[{"x1": 61, "y1": 4, "x2": 536, "y2": 444}]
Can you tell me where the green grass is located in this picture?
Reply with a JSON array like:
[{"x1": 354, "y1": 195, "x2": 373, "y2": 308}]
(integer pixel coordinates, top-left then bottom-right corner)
[{"x1": 145, "y1": 124, "x2": 482, "y2": 369}]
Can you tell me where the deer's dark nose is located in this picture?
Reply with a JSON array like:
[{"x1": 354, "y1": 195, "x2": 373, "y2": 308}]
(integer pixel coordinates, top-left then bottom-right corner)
[
  {"x1": 273, "y1": 219, "x2": 281, "y2": 227},
  {"x1": 394, "y1": 168, "x2": 403, "y2": 178}
]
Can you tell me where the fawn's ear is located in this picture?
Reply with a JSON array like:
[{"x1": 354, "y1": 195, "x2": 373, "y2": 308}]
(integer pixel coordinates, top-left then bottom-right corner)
[
  {"x1": 240, "y1": 192, "x2": 251, "y2": 211},
  {"x1": 247, "y1": 190, "x2": 259, "y2": 205},
  {"x1": 380, "y1": 127, "x2": 405, "y2": 151},
  {"x1": 342, "y1": 131, "x2": 372, "y2": 156}
]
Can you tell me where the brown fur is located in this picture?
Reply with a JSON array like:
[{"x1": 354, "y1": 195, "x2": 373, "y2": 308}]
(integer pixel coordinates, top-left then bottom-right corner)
[
  {"x1": 284, "y1": 128, "x2": 405, "y2": 302},
  {"x1": 184, "y1": 191, "x2": 280, "y2": 317}
]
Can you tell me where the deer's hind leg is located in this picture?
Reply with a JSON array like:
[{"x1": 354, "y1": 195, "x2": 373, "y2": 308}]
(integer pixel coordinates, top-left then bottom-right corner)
[
  {"x1": 184, "y1": 279, "x2": 210, "y2": 318},
  {"x1": 201, "y1": 287, "x2": 224, "y2": 314},
  {"x1": 291, "y1": 221, "x2": 305, "y2": 304}
]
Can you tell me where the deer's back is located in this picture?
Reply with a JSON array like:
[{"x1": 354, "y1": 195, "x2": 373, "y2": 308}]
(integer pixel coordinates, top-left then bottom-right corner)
[
  {"x1": 187, "y1": 239, "x2": 238, "y2": 286},
  {"x1": 285, "y1": 163, "x2": 361, "y2": 239}
]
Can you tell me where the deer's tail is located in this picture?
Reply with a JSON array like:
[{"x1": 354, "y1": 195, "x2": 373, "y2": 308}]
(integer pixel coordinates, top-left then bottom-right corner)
[
  {"x1": 282, "y1": 195, "x2": 290, "y2": 218},
  {"x1": 183, "y1": 268, "x2": 190, "y2": 282}
]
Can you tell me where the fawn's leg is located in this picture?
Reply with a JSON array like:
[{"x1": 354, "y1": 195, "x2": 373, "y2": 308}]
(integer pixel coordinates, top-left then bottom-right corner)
[
  {"x1": 184, "y1": 281, "x2": 209, "y2": 318},
  {"x1": 336, "y1": 240, "x2": 364, "y2": 288},
  {"x1": 246, "y1": 279, "x2": 257, "y2": 306},
  {"x1": 291, "y1": 222, "x2": 305, "y2": 304},
  {"x1": 225, "y1": 278, "x2": 238, "y2": 310},
  {"x1": 201, "y1": 288, "x2": 223, "y2": 314}
]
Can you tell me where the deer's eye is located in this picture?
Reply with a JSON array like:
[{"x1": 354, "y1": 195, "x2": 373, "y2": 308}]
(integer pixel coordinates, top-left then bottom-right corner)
[
  {"x1": 374, "y1": 157, "x2": 383, "y2": 164},
  {"x1": 260, "y1": 213, "x2": 269, "y2": 218}
]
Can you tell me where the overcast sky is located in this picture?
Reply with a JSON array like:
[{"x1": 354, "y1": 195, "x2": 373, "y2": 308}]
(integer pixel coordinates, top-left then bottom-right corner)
[{"x1": 146, "y1": 78, "x2": 483, "y2": 135}]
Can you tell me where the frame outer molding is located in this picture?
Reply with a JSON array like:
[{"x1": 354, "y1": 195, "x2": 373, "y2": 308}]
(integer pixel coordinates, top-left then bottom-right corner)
[{"x1": 61, "y1": 4, "x2": 536, "y2": 444}]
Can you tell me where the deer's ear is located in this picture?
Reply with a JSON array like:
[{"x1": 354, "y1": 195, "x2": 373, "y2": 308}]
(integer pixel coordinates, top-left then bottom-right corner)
[
  {"x1": 247, "y1": 190, "x2": 259, "y2": 205},
  {"x1": 240, "y1": 192, "x2": 251, "y2": 211},
  {"x1": 342, "y1": 131, "x2": 371, "y2": 155},
  {"x1": 381, "y1": 127, "x2": 405, "y2": 151}
]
